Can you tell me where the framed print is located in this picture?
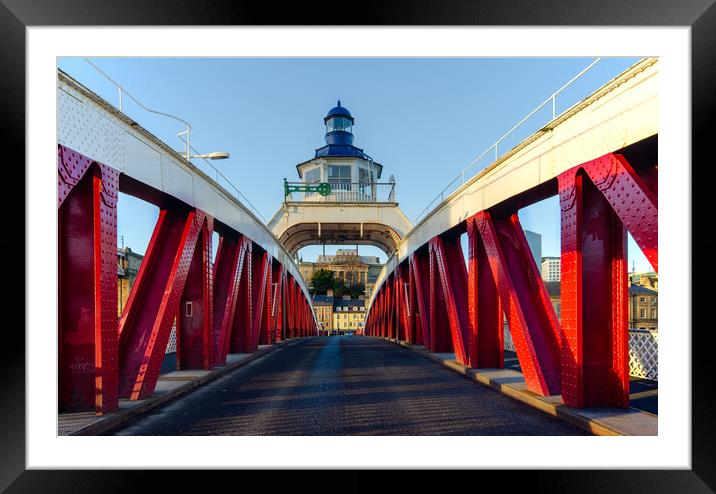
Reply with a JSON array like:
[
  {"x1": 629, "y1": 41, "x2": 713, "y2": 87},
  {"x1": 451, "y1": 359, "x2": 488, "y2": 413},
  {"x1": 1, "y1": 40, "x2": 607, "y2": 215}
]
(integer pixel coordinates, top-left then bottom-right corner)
[{"x1": 4, "y1": 0, "x2": 712, "y2": 490}]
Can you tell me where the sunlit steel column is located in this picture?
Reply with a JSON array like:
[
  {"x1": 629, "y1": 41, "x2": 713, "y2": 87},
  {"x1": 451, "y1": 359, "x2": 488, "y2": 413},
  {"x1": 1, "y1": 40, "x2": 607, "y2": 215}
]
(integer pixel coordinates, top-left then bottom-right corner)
[
  {"x1": 466, "y1": 215, "x2": 503, "y2": 369},
  {"x1": 559, "y1": 167, "x2": 629, "y2": 408},
  {"x1": 58, "y1": 146, "x2": 119, "y2": 414}
]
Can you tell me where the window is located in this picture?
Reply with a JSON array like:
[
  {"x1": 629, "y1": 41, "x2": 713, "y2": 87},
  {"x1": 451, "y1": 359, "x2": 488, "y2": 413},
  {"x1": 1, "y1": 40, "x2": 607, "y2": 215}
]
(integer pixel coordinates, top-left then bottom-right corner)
[
  {"x1": 639, "y1": 297, "x2": 646, "y2": 303},
  {"x1": 327, "y1": 116, "x2": 352, "y2": 133},
  {"x1": 640, "y1": 309, "x2": 646, "y2": 319},
  {"x1": 304, "y1": 167, "x2": 321, "y2": 184},
  {"x1": 651, "y1": 309, "x2": 657, "y2": 319},
  {"x1": 328, "y1": 165, "x2": 351, "y2": 187},
  {"x1": 353, "y1": 306, "x2": 358, "y2": 311}
]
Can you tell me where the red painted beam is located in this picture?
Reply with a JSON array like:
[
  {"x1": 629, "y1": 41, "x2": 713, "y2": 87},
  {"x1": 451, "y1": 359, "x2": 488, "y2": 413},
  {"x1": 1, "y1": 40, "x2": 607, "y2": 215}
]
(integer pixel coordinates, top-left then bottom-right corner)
[
  {"x1": 118, "y1": 207, "x2": 207, "y2": 400},
  {"x1": 466, "y1": 216, "x2": 503, "y2": 369},
  {"x1": 409, "y1": 251, "x2": 431, "y2": 347},
  {"x1": 429, "y1": 235, "x2": 469, "y2": 364},
  {"x1": 251, "y1": 249, "x2": 270, "y2": 349},
  {"x1": 176, "y1": 216, "x2": 215, "y2": 370},
  {"x1": 559, "y1": 168, "x2": 630, "y2": 408},
  {"x1": 580, "y1": 153, "x2": 657, "y2": 272},
  {"x1": 473, "y1": 210, "x2": 561, "y2": 397},
  {"x1": 228, "y1": 239, "x2": 253, "y2": 355},
  {"x1": 58, "y1": 146, "x2": 119, "y2": 414},
  {"x1": 428, "y1": 240, "x2": 458, "y2": 354}
]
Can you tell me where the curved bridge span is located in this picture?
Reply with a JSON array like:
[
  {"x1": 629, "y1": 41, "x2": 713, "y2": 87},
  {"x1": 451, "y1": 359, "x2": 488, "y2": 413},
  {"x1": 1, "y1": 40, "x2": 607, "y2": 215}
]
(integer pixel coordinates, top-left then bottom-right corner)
[
  {"x1": 365, "y1": 58, "x2": 658, "y2": 409},
  {"x1": 57, "y1": 71, "x2": 317, "y2": 414}
]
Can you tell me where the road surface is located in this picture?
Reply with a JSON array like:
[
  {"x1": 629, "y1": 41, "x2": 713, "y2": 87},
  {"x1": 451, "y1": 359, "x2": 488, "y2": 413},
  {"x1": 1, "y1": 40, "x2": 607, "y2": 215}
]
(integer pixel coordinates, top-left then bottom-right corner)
[{"x1": 111, "y1": 336, "x2": 589, "y2": 436}]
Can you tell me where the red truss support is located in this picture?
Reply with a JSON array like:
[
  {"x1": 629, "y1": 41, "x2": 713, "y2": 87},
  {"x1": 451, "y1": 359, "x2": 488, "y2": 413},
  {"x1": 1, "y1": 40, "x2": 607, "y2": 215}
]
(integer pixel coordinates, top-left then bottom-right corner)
[
  {"x1": 176, "y1": 215, "x2": 214, "y2": 370},
  {"x1": 251, "y1": 249, "x2": 271, "y2": 348},
  {"x1": 473, "y1": 210, "x2": 561, "y2": 396},
  {"x1": 557, "y1": 152, "x2": 654, "y2": 408},
  {"x1": 272, "y1": 264, "x2": 286, "y2": 342},
  {"x1": 58, "y1": 145, "x2": 120, "y2": 414},
  {"x1": 212, "y1": 234, "x2": 251, "y2": 365},
  {"x1": 573, "y1": 153, "x2": 657, "y2": 272},
  {"x1": 428, "y1": 235, "x2": 470, "y2": 364},
  {"x1": 118, "y1": 206, "x2": 209, "y2": 400},
  {"x1": 409, "y1": 251, "x2": 431, "y2": 347},
  {"x1": 466, "y1": 216, "x2": 503, "y2": 369},
  {"x1": 394, "y1": 265, "x2": 410, "y2": 341},
  {"x1": 385, "y1": 274, "x2": 394, "y2": 339},
  {"x1": 289, "y1": 276, "x2": 297, "y2": 338}
]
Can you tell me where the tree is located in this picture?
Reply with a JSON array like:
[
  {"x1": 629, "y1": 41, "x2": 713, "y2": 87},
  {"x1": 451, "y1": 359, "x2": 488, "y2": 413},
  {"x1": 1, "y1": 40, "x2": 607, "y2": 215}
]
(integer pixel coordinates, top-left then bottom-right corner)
[
  {"x1": 311, "y1": 269, "x2": 335, "y2": 295},
  {"x1": 348, "y1": 282, "x2": 365, "y2": 299}
]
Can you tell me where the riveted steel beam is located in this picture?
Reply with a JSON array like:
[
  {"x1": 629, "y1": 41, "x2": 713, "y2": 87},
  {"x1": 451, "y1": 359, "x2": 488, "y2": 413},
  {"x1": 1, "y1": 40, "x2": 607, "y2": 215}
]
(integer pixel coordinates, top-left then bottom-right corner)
[
  {"x1": 58, "y1": 145, "x2": 119, "y2": 414},
  {"x1": 474, "y1": 210, "x2": 562, "y2": 397},
  {"x1": 176, "y1": 215, "x2": 215, "y2": 371},
  {"x1": 118, "y1": 206, "x2": 208, "y2": 400},
  {"x1": 466, "y1": 216, "x2": 503, "y2": 369},
  {"x1": 558, "y1": 154, "x2": 643, "y2": 408},
  {"x1": 429, "y1": 235, "x2": 470, "y2": 364}
]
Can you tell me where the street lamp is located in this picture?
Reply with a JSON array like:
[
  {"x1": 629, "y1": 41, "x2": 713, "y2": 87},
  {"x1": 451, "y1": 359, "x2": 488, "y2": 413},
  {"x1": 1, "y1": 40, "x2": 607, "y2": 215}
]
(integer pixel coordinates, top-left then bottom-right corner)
[{"x1": 180, "y1": 151, "x2": 231, "y2": 160}]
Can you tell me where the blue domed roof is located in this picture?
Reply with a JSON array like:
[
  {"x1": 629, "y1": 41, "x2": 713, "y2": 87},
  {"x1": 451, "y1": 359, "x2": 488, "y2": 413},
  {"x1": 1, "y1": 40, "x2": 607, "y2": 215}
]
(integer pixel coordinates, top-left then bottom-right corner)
[{"x1": 324, "y1": 100, "x2": 353, "y2": 121}]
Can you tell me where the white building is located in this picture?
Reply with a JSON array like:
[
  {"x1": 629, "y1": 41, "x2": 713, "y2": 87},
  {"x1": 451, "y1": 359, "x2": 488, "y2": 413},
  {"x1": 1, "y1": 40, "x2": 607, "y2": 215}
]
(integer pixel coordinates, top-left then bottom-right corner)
[{"x1": 541, "y1": 256, "x2": 561, "y2": 282}]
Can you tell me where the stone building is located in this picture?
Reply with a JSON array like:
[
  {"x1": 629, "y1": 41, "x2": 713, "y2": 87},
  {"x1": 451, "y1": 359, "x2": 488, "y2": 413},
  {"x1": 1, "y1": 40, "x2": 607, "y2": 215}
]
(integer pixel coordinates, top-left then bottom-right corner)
[
  {"x1": 117, "y1": 247, "x2": 143, "y2": 316},
  {"x1": 299, "y1": 248, "x2": 382, "y2": 297},
  {"x1": 313, "y1": 293, "x2": 335, "y2": 332},
  {"x1": 629, "y1": 284, "x2": 658, "y2": 330},
  {"x1": 332, "y1": 296, "x2": 366, "y2": 334}
]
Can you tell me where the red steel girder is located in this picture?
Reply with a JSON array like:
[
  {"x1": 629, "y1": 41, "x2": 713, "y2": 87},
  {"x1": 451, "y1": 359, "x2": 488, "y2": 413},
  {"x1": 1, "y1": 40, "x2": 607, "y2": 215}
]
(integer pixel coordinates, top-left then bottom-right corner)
[
  {"x1": 576, "y1": 153, "x2": 658, "y2": 272},
  {"x1": 272, "y1": 264, "x2": 285, "y2": 343},
  {"x1": 176, "y1": 215, "x2": 215, "y2": 370},
  {"x1": 58, "y1": 145, "x2": 119, "y2": 414},
  {"x1": 117, "y1": 207, "x2": 208, "y2": 400},
  {"x1": 473, "y1": 210, "x2": 561, "y2": 396},
  {"x1": 466, "y1": 216, "x2": 503, "y2": 369},
  {"x1": 394, "y1": 265, "x2": 410, "y2": 341},
  {"x1": 212, "y1": 233, "x2": 250, "y2": 365},
  {"x1": 429, "y1": 235, "x2": 469, "y2": 364},
  {"x1": 559, "y1": 167, "x2": 630, "y2": 408},
  {"x1": 409, "y1": 251, "x2": 431, "y2": 347},
  {"x1": 251, "y1": 249, "x2": 271, "y2": 348}
]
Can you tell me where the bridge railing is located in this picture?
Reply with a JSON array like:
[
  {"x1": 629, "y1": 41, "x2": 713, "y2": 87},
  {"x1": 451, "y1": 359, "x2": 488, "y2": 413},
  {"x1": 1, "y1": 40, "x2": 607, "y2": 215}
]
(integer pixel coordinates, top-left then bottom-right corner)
[
  {"x1": 413, "y1": 58, "x2": 602, "y2": 224},
  {"x1": 80, "y1": 58, "x2": 267, "y2": 222},
  {"x1": 503, "y1": 326, "x2": 658, "y2": 381},
  {"x1": 284, "y1": 181, "x2": 396, "y2": 204}
]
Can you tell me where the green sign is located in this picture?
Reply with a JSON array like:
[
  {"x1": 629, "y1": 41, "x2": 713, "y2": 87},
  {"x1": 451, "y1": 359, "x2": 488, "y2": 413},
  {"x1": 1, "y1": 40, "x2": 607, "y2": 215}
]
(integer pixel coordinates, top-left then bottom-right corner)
[{"x1": 285, "y1": 182, "x2": 332, "y2": 197}]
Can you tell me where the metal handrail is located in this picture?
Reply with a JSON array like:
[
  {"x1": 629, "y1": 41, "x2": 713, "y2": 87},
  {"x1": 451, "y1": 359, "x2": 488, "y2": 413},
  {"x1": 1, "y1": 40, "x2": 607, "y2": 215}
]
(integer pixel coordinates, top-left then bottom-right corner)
[
  {"x1": 284, "y1": 181, "x2": 397, "y2": 204},
  {"x1": 82, "y1": 58, "x2": 266, "y2": 223},
  {"x1": 413, "y1": 58, "x2": 602, "y2": 223}
]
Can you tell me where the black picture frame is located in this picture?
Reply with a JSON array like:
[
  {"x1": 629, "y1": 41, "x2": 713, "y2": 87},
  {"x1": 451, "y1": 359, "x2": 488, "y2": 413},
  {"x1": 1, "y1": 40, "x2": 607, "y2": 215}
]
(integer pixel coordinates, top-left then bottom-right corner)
[{"x1": 3, "y1": 0, "x2": 710, "y2": 491}]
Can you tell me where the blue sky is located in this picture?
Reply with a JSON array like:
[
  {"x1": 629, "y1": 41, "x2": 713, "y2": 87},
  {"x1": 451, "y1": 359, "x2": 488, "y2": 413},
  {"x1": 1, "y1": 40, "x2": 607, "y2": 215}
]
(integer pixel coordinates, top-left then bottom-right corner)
[{"x1": 57, "y1": 57, "x2": 653, "y2": 273}]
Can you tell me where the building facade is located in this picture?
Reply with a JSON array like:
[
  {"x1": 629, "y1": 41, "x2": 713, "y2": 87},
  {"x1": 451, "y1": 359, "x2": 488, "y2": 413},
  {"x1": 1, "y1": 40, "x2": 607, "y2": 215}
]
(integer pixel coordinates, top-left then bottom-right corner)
[
  {"x1": 117, "y1": 247, "x2": 143, "y2": 316},
  {"x1": 629, "y1": 284, "x2": 658, "y2": 330},
  {"x1": 300, "y1": 248, "x2": 382, "y2": 297},
  {"x1": 332, "y1": 296, "x2": 366, "y2": 334},
  {"x1": 312, "y1": 293, "x2": 335, "y2": 332},
  {"x1": 541, "y1": 256, "x2": 561, "y2": 282}
]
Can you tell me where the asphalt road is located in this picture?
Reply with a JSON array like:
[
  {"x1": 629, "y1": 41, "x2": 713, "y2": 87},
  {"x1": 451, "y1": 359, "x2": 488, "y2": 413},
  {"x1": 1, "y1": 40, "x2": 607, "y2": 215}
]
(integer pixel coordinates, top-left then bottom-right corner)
[{"x1": 111, "y1": 336, "x2": 590, "y2": 436}]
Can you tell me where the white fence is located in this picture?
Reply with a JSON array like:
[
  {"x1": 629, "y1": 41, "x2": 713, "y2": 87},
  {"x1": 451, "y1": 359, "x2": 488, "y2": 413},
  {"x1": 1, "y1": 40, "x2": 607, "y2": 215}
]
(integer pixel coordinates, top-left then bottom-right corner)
[
  {"x1": 165, "y1": 324, "x2": 177, "y2": 354},
  {"x1": 503, "y1": 326, "x2": 658, "y2": 381}
]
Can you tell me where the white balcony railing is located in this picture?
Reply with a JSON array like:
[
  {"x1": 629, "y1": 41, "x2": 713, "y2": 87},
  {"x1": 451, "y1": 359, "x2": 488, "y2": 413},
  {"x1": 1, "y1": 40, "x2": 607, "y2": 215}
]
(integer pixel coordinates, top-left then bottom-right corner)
[{"x1": 503, "y1": 326, "x2": 658, "y2": 381}]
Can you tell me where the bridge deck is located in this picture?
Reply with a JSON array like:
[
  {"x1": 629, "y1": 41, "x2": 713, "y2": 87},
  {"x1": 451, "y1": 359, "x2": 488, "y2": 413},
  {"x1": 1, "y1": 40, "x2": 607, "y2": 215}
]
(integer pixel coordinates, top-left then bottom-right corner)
[{"x1": 107, "y1": 336, "x2": 590, "y2": 436}]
